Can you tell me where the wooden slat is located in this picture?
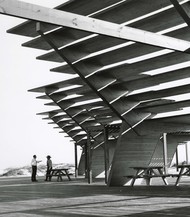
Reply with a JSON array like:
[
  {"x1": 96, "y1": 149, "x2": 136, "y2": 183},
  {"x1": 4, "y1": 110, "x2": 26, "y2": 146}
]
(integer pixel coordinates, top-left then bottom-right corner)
[
  {"x1": 49, "y1": 85, "x2": 92, "y2": 97},
  {"x1": 67, "y1": 129, "x2": 83, "y2": 137},
  {"x1": 87, "y1": 74, "x2": 116, "y2": 91},
  {"x1": 51, "y1": 115, "x2": 68, "y2": 123},
  {"x1": 170, "y1": 0, "x2": 190, "y2": 27},
  {"x1": 36, "y1": 110, "x2": 62, "y2": 116},
  {"x1": 99, "y1": 83, "x2": 129, "y2": 103},
  {"x1": 66, "y1": 108, "x2": 85, "y2": 117},
  {"x1": 157, "y1": 113, "x2": 190, "y2": 124},
  {"x1": 137, "y1": 99, "x2": 174, "y2": 109},
  {"x1": 128, "y1": 83, "x2": 190, "y2": 102},
  {"x1": 122, "y1": 110, "x2": 151, "y2": 129},
  {"x1": 28, "y1": 77, "x2": 84, "y2": 93},
  {"x1": 111, "y1": 99, "x2": 140, "y2": 115},
  {"x1": 125, "y1": 66, "x2": 190, "y2": 91},
  {"x1": 137, "y1": 100, "x2": 190, "y2": 114},
  {"x1": 72, "y1": 113, "x2": 92, "y2": 124}
]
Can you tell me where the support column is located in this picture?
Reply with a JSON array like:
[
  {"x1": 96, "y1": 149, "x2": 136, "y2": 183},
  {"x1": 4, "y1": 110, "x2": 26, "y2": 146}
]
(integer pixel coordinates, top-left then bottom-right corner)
[
  {"x1": 84, "y1": 143, "x2": 88, "y2": 179},
  {"x1": 87, "y1": 130, "x2": 92, "y2": 184},
  {"x1": 104, "y1": 126, "x2": 109, "y2": 184},
  {"x1": 176, "y1": 146, "x2": 179, "y2": 172},
  {"x1": 163, "y1": 133, "x2": 168, "y2": 174},
  {"x1": 74, "y1": 143, "x2": 78, "y2": 178},
  {"x1": 185, "y1": 142, "x2": 189, "y2": 164}
]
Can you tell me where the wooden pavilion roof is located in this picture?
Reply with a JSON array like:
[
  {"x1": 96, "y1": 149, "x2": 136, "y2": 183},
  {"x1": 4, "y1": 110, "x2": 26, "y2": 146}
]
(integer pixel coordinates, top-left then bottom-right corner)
[{"x1": 1, "y1": 0, "x2": 190, "y2": 145}]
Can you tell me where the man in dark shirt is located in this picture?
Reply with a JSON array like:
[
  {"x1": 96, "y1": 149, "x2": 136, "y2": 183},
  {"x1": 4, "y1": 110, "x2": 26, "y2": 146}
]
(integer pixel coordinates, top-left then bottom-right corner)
[{"x1": 45, "y1": 155, "x2": 52, "y2": 181}]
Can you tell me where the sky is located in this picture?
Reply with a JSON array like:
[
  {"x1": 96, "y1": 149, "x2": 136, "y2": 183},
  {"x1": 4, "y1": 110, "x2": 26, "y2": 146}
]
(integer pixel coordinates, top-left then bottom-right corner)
[{"x1": 0, "y1": 0, "x2": 80, "y2": 171}]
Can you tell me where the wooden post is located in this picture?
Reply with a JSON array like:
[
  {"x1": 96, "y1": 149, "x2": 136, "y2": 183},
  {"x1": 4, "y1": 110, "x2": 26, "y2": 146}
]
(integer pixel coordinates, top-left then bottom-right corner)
[
  {"x1": 104, "y1": 126, "x2": 109, "y2": 184},
  {"x1": 74, "y1": 143, "x2": 78, "y2": 178},
  {"x1": 185, "y1": 142, "x2": 189, "y2": 164},
  {"x1": 176, "y1": 146, "x2": 179, "y2": 172},
  {"x1": 84, "y1": 143, "x2": 88, "y2": 179},
  {"x1": 87, "y1": 130, "x2": 92, "y2": 184},
  {"x1": 163, "y1": 133, "x2": 168, "y2": 174}
]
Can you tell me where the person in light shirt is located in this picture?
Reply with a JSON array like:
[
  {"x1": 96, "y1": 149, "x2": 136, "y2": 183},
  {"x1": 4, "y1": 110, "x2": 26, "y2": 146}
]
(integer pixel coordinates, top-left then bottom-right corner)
[{"x1": 31, "y1": 155, "x2": 42, "y2": 182}]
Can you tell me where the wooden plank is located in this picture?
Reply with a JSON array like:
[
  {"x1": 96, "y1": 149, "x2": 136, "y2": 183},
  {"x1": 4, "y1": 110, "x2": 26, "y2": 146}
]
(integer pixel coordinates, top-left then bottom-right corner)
[
  {"x1": 136, "y1": 119, "x2": 190, "y2": 135},
  {"x1": 69, "y1": 129, "x2": 84, "y2": 137},
  {"x1": 86, "y1": 74, "x2": 116, "y2": 91},
  {"x1": 137, "y1": 99, "x2": 174, "y2": 109},
  {"x1": 50, "y1": 85, "x2": 92, "y2": 97},
  {"x1": 138, "y1": 100, "x2": 190, "y2": 114},
  {"x1": 122, "y1": 110, "x2": 151, "y2": 129},
  {"x1": 72, "y1": 113, "x2": 92, "y2": 124},
  {"x1": 51, "y1": 64, "x2": 76, "y2": 74},
  {"x1": 57, "y1": 100, "x2": 75, "y2": 110},
  {"x1": 111, "y1": 99, "x2": 140, "y2": 115},
  {"x1": 68, "y1": 101, "x2": 105, "y2": 111},
  {"x1": 66, "y1": 107, "x2": 89, "y2": 117},
  {"x1": 28, "y1": 77, "x2": 84, "y2": 93},
  {"x1": 10, "y1": 0, "x2": 174, "y2": 46},
  {"x1": 99, "y1": 83, "x2": 129, "y2": 103},
  {"x1": 96, "y1": 117, "x2": 120, "y2": 125},
  {"x1": 36, "y1": 109, "x2": 63, "y2": 116},
  {"x1": 158, "y1": 113, "x2": 190, "y2": 124},
  {"x1": 1, "y1": 1, "x2": 190, "y2": 53},
  {"x1": 81, "y1": 120, "x2": 100, "y2": 129},
  {"x1": 73, "y1": 134, "x2": 87, "y2": 142},
  {"x1": 51, "y1": 115, "x2": 66, "y2": 123},
  {"x1": 7, "y1": 0, "x2": 123, "y2": 37},
  {"x1": 170, "y1": 0, "x2": 190, "y2": 27},
  {"x1": 56, "y1": 120, "x2": 72, "y2": 129},
  {"x1": 125, "y1": 66, "x2": 190, "y2": 91},
  {"x1": 55, "y1": 94, "x2": 98, "y2": 105},
  {"x1": 128, "y1": 83, "x2": 190, "y2": 102}
]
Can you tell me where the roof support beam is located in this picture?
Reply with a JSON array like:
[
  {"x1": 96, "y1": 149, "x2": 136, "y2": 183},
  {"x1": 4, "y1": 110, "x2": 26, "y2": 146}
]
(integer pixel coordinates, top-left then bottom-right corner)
[
  {"x1": 170, "y1": 0, "x2": 190, "y2": 27},
  {"x1": 1, "y1": 0, "x2": 190, "y2": 53}
]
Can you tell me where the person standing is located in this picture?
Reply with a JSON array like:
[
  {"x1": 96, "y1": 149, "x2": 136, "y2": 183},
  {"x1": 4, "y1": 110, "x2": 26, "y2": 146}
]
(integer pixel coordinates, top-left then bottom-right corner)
[
  {"x1": 45, "y1": 155, "x2": 52, "y2": 181},
  {"x1": 31, "y1": 155, "x2": 41, "y2": 182}
]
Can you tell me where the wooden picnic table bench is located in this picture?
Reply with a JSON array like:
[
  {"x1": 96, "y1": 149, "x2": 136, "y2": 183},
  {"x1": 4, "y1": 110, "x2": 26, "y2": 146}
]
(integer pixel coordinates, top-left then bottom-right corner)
[
  {"x1": 49, "y1": 168, "x2": 71, "y2": 181},
  {"x1": 174, "y1": 164, "x2": 190, "y2": 186},
  {"x1": 125, "y1": 166, "x2": 169, "y2": 186}
]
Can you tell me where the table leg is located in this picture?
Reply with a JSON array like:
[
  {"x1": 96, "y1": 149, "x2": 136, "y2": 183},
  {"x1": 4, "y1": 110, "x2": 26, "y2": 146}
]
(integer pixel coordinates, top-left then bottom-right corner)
[
  {"x1": 64, "y1": 170, "x2": 71, "y2": 181},
  {"x1": 158, "y1": 168, "x2": 168, "y2": 185},
  {"x1": 131, "y1": 169, "x2": 141, "y2": 186},
  {"x1": 175, "y1": 167, "x2": 185, "y2": 186}
]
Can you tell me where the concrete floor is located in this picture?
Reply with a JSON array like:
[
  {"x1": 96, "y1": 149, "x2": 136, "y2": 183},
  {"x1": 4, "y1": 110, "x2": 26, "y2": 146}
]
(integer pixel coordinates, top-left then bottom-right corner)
[{"x1": 0, "y1": 175, "x2": 190, "y2": 216}]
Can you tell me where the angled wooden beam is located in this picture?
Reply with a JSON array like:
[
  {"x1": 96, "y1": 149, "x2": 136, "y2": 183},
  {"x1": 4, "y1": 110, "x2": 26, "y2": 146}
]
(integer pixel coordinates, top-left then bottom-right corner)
[
  {"x1": 170, "y1": 0, "x2": 190, "y2": 27},
  {"x1": 35, "y1": 23, "x2": 139, "y2": 135},
  {"x1": 1, "y1": 0, "x2": 190, "y2": 53}
]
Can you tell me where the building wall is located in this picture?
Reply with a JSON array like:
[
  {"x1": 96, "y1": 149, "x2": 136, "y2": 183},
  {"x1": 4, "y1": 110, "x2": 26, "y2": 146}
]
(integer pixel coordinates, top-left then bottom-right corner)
[{"x1": 108, "y1": 130, "x2": 160, "y2": 186}]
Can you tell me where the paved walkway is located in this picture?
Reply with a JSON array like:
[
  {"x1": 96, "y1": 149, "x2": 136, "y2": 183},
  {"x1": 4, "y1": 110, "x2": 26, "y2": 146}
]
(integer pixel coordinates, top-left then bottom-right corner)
[{"x1": 0, "y1": 175, "x2": 190, "y2": 216}]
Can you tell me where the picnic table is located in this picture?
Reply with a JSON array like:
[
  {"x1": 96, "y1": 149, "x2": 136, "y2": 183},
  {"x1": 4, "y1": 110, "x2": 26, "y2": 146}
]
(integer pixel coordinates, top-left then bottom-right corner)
[
  {"x1": 49, "y1": 168, "x2": 71, "y2": 181},
  {"x1": 175, "y1": 164, "x2": 190, "y2": 186},
  {"x1": 128, "y1": 165, "x2": 169, "y2": 186}
]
